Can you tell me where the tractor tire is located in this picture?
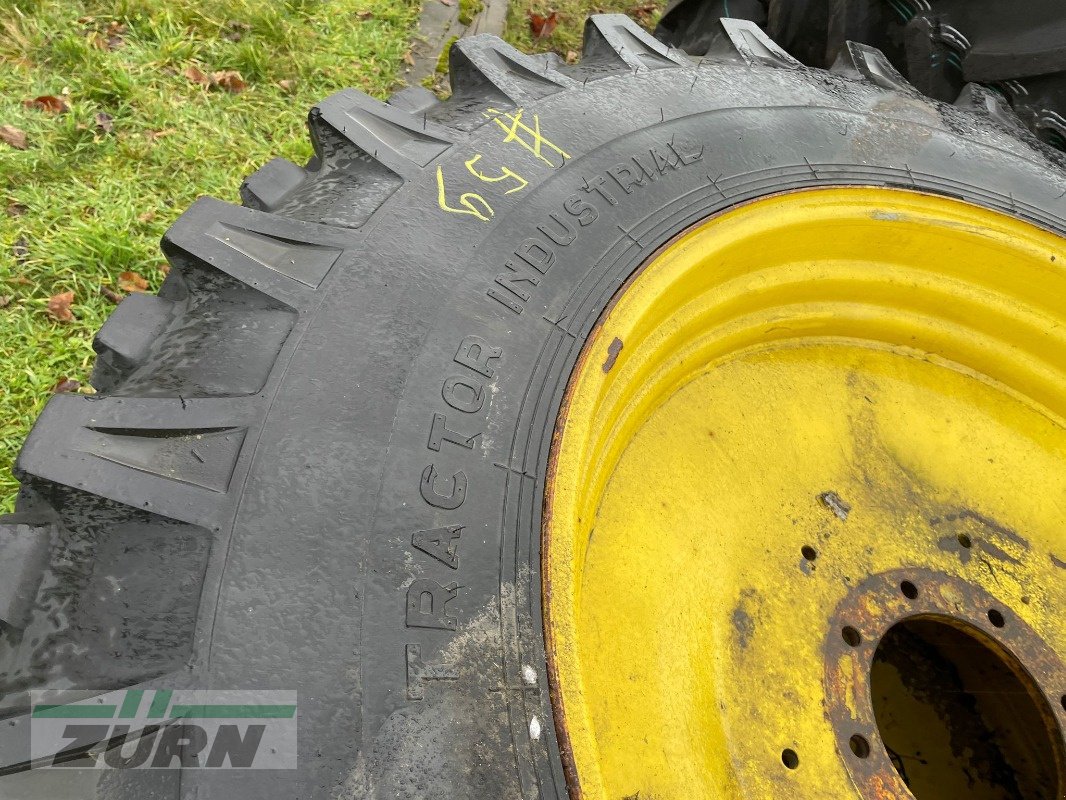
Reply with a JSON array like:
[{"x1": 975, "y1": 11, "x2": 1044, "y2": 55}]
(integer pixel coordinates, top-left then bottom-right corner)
[
  {"x1": 656, "y1": 0, "x2": 1066, "y2": 149},
  {"x1": 2, "y1": 13, "x2": 1065, "y2": 800}
]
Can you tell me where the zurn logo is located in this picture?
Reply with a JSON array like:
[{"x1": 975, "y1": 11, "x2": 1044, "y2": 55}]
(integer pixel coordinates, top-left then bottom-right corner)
[{"x1": 29, "y1": 689, "x2": 297, "y2": 769}]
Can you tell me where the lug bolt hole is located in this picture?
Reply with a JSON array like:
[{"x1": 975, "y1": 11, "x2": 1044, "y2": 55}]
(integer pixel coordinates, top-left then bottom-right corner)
[
  {"x1": 957, "y1": 533, "x2": 972, "y2": 548},
  {"x1": 849, "y1": 735, "x2": 871, "y2": 759},
  {"x1": 801, "y1": 545, "x2": 817, "y2": 561},
  {"x1": 900, "y1": 580, "x2": 919, "y2": 599},
  {"x1": 988, "y1": 609, "x2": 1005, "y2": 628},
  {"x1": 781, "y1": 748, "x2": 799, "y2": 769},
  {"x1": 842, "y1": 626, "x2": 862, "y2": 647}
]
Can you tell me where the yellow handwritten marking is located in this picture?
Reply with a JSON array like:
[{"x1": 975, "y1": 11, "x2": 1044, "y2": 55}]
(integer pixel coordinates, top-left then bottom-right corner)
[
  {"x1": 436, "y1": 165, "x2": 494, "y2": 222},
  {"x1": 465, "y1": 155, "x2": 529, "y2": 195},
  {"x1": 484, "y1": 108, "x2": 570, "y2": 167}
]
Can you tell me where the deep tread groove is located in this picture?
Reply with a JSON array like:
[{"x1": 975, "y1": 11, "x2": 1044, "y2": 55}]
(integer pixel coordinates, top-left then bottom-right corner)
[
  {"x1": 582, "y1": 14, "x2": 688, "y2": 72},
  {"x1": 16, "y1": 395, "x2": 258, "y2": 527},
  {"x1": 387, "y1": 86, "x2": 440, "y2": 114},
  {"x1": 164, "y1": 197, "x2": 350, "y2": 307},
  {"x1": 0, "y1": 516, "x2": 54, "y2": 631},
  {"x1": 91, "y1": 293, "x2": 178, "y2": 391},
  {"x1": 955, "y1": 82, "x2": 1026, "y2": 131},
  {"x1": 240, "y1": 157, "x2": 309, "y2": 212},
  {"x1": 717, "y1": 18, "x2": 803, "y2": 69},
  {"x1": 450, "y1": 35, "x2": 580, "y2": 105},
  {"x1": 314, "y1": 88, "x2": 453, "y2": 177},
  {"x1": 832, "y1": 41, "x2": 916, "y2": 93}
]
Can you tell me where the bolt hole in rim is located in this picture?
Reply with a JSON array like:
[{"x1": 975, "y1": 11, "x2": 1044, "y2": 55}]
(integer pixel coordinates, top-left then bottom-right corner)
[
  {"x1": 781, "y1": 749, "x2": 800, "y2": 770},
  {"x1": 542, "y1": 188, "x2": 1066, "y2": 799},
  {"x1": 848, "y1": 735, "x2": 871, "y2": 759}
]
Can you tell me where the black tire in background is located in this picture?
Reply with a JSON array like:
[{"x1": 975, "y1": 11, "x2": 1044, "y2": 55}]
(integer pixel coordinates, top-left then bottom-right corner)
[
  {"x1": 656, "y1": 0, "x2": 1066, "y2": 149},
  {"x1": 1, "y1": 13, "x2": 1065, "y2": 800}
]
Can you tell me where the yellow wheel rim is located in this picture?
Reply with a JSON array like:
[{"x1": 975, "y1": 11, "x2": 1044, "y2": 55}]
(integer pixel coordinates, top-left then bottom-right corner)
[{"x1": 543, "y1": 188, "x2": 1066, "y2": 799}]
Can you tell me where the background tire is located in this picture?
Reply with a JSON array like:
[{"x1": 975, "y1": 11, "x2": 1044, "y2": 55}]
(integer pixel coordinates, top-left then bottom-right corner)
[
  {"x1": 656, "y1": 0, "x2": 1066, "y2": 149},
  {"x1": 2, "y1": 13, "x2": 1065, "y2": 800}
]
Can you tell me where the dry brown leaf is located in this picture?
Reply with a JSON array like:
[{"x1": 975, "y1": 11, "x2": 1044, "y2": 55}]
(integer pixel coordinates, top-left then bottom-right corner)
[
  {"x1": 146, "y1": 128, "x2": 176, "y2": 141},
  {"x1": 23, "y1": 95, "x2": 68, "y2": 113},
  {"x1": 0, "y1": 295, "x2": 11, "y2": 308},
  {"x1": 0, "y1": 124, "x2": 27, "y2": 150},
  {"x1": 137, "y1": 209, "x2": 156, "y2": 223},
  {"x1": 159, "y1": 263, "x2": 171, "y2": 276},
  {"x1": 6, "y1": 202, "x2": 27, "y2": 217},
  {"x1": 565, "y1": 49, "x2": 578, "y2": 64},
  {"x1": 356, "y1": 9, "x2": 374, "y2": 19},
  {"x1": 184, "y1": 65, "x2": 211, "y2": 86},
  {"x1": 94, "y1": 111, "x2": 113, "y2": 134},
  {"x1": 627, "y1": 2, "x2": 657, "y2": 20},
  {"x1": 212, "y1": 70, "x2": 246, "y2": 93},
  {"x1": 277, "y1": 79, "x2": 295, "y2": 93},
  {"x1": 53, "y1": 377, "x2": 80, "y2": 393},
  {"x1": 100, "y1": 285, "x2": 123, "y2": 303},
  {"x1": 118, "y1": 271, "x2": 149, "y2": 292},
  {"x1": 529, "y1": 10, "x2": 559, "y2": 39},
  {"x1": 402, "y1": 50, "x2": 415, "y2": 66},
  {"x1": 47, "y1": 290, "x2": 75, "y2": 322}
]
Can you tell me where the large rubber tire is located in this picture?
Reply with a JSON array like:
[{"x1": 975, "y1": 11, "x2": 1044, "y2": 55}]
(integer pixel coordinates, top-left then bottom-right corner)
[
  {"x1": 656, "y1": 0, "x2": 1066, "y2": 149},
  {"x1": 1, "y1": 13, "x2": 1065, "y2": 800}
]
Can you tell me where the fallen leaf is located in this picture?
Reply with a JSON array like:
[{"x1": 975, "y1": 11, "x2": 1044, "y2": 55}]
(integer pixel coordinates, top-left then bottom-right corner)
[
  {"x1": 47, "y1": 290, "x2": 75, "y2": 322},
  {"x1": 565, "y1": 49, "x2": 579, "y2": 63},
  {"x1": 212, "y1": 70, "x2": 246, "y2": 93},
  {"x1": 529, "y1": 10, "x2": 558, "y2": 39},
  {"x1": 8, "y1": 276, "x2": 32, "y2": 286},
  {"x1": 106, "y1": 20, "x2": 127, "y2": 47},
  {"x1": 53, "y1": 377, "x2": 80, "y2": 393},
  {"x1": 90, "y1": 23, "x2": 125, "y2": 51},
  {"x1": 628, "y1": 2, "x2": 657, "y2": 20},
  {"x1": 118, "y1": 271, "x2": 149, "y2": 292},
  {"x1": 356, "y1": 9, "x2": 374, "y2": 19},
  {"x1": 6, "y1": 202, "x2": 28, "y2": 217},
  {"x1": 159, "y1": 263, "x2": 171, "y2": 276},
  {"x1": 0, "y1": 295, "x2": 11, "y2": 308},
  {"x1": 402, "y1": 50, "x2": 415, "y2": 66},
  {"x1": 145, "y1": 128, "x2": 176, "y2": 141},
  {"x1": 225, "y1": 20, "x2": 251, "y2": 42},
  {"x1": 184, "y1": 65, "x2": 211, "y2": 86},
  {"x1": 94, "y1": 111, "x2": 113, "y2": 134},
  {"x1": 100, "y1": 285, "x2": 123, "y2": 303},
  {"x1": 0, "y1": 124, "x2": 28, "y2": 150},
  {"x1": 23, "y1": 95, "x2": 68, "y2": 113},
  {"x1": 277, "y1": 79, "x2": 295, "y2": 92}
]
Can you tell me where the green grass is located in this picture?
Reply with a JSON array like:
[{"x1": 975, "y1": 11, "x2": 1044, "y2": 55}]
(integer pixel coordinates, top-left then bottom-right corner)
[
  {"x1": 0, "y1": 0, "x2": 663, "y2": 513},
  {"x1": 503, "y1": 0, "x2": 663, "y2": 56},
  {"x1": 0, "y1": 0, "x2": 420, "y2": 510}
]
